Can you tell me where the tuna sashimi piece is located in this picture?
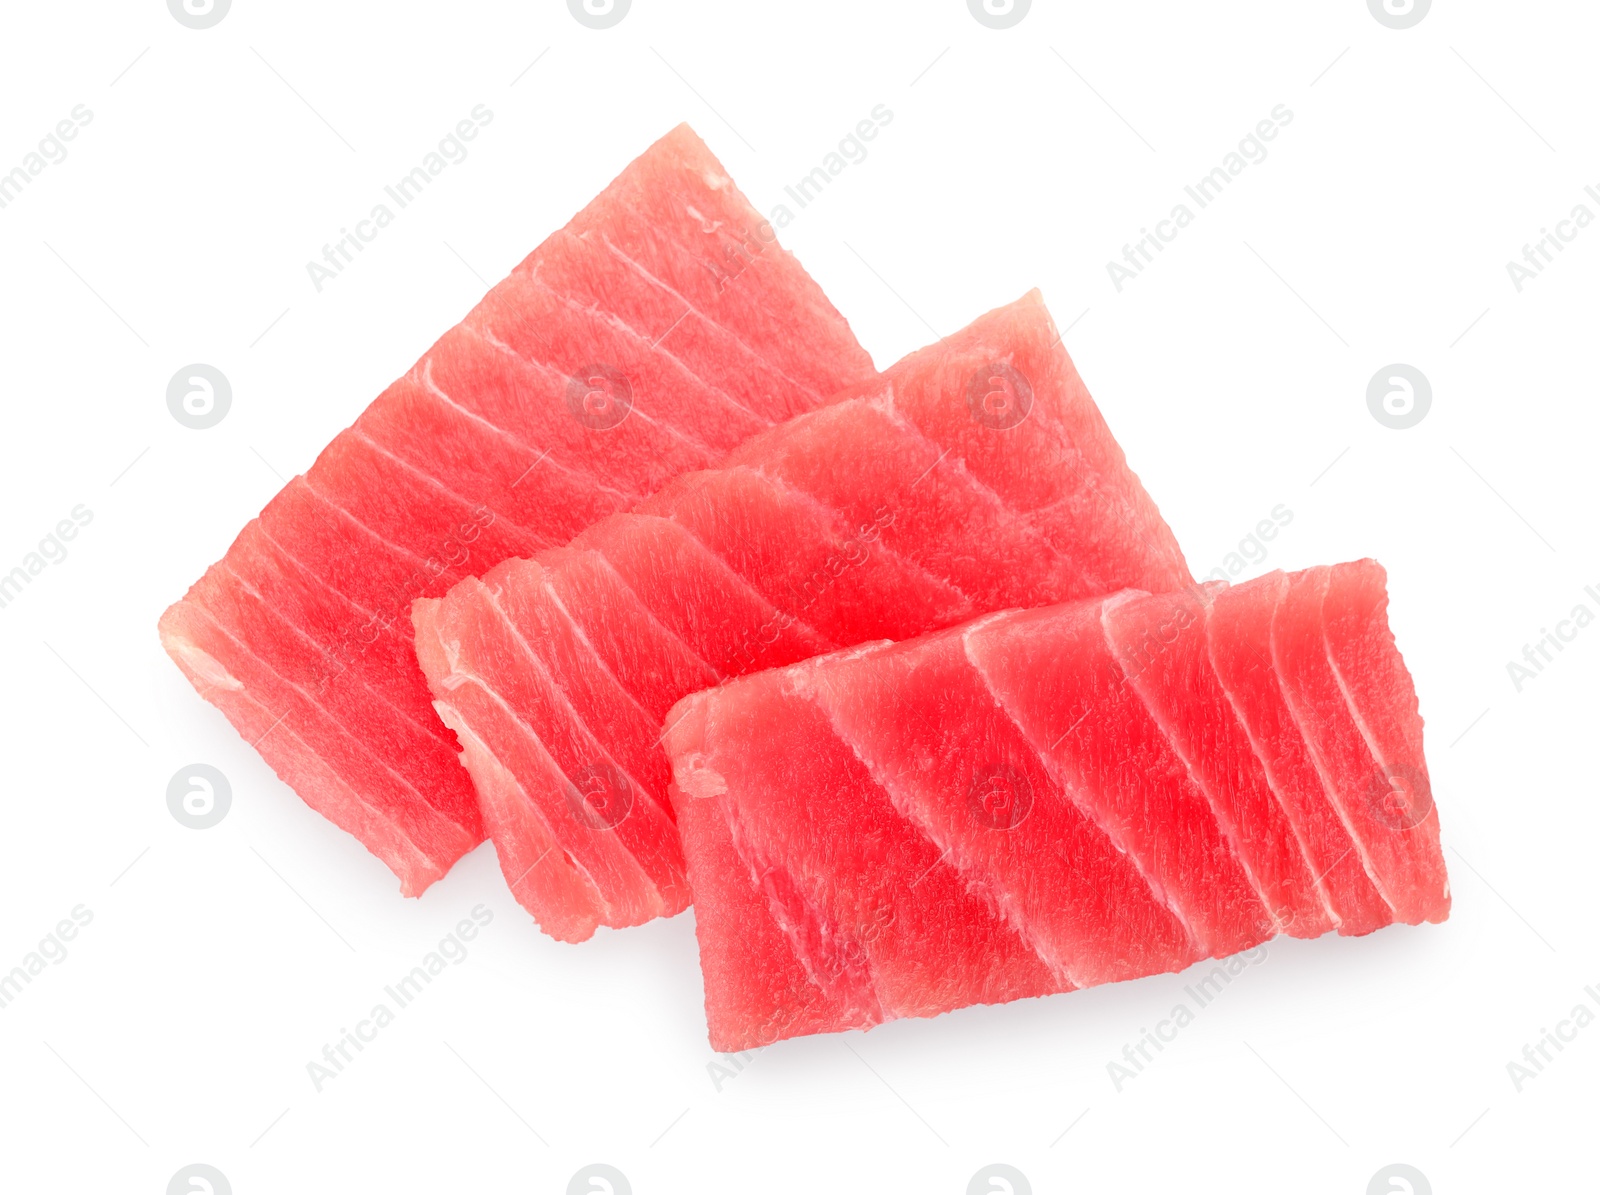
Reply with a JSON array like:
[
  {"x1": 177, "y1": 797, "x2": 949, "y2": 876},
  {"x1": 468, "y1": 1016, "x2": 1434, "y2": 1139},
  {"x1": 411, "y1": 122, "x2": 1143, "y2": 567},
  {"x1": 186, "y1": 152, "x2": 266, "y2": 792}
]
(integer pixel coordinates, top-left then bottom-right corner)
[
  {"x1": 160, "y1": 125, "x2": 875, "y2": 896},
  {"x1": 665, "y1": 561, "x2": 1447, "y2": 1051},
  {"x1": 417, "y1": 290, "x2": 1193, "y2": 940}
]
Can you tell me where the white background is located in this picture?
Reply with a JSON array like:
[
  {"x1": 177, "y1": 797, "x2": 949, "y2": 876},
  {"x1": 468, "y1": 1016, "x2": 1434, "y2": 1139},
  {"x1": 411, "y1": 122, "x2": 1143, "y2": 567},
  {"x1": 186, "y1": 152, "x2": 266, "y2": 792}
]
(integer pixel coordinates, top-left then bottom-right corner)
[{"x1": 0, "y1": 2, "x2": 1593, "y2": 1192}]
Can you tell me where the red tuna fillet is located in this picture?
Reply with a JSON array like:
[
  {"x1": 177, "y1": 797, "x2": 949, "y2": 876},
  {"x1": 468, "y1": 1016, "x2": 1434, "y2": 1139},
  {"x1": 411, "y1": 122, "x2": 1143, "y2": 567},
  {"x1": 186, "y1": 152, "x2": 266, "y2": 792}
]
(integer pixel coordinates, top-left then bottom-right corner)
[
  {"x1": 665, "y1": 561, "x2": 1447, "y2": 1051},
  {"x1": 414, "y1": 290, "x2": 1193, "y2": 940},
  {"x1": 159, "y1": 124, "x2": 876, "y2": 897}
]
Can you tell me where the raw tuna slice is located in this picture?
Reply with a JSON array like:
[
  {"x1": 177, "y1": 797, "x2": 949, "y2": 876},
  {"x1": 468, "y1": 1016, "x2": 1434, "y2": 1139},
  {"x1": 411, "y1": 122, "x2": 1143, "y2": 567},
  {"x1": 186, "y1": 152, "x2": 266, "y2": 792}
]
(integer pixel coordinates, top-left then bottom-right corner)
[
  {"x1": 416, "y1": 290, "x2": 1193, "y2": 941},
  {"x1": 665, "y1": 561, "x2": 1448, "y2": 1051},
  {"x1": 160, "y1": 124, "x2": 876, "y2": 896}
]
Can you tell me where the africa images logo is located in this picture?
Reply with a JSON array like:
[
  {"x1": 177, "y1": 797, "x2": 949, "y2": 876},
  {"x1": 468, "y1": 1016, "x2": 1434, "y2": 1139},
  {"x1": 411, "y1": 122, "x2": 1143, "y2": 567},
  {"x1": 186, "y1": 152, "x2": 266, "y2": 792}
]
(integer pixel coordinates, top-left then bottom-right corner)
[
  {"x1": 1368, "y1": 1163, "x2": 1430, "y2": 1195},
  {"x1": 168, "y1": 764, "x2": 232, "y2": 830},
  {"x1": 566, "y1": 363, "x2": 634, "y2": 430},
  {"x1": 1367, "y1": 0, "x2": 1430, "y2": 30},
  {"x1": 168, "y1": 0, "x2": 230, "y2": 30},
  {"x1": 968, "y1": 0, "x2": 1031, "y2": 30},
  {"x1": 1367, "y1": 365, "x2": 1431, "y2": 430},
  {"x1": 565, "y1": 761, "x2": 635, "y2": 830},
  {"x1": 568, "y1": 0, "x2": 631, "y2": 29},
  {"x1": 168, "y1": 1164, "x2": 231, "y2": 1194},
  {"x1": 969, "y1": 1163, "x2": 1031, "y2": 1195},
  {"x1": 168, "y1": 365, "x2": 232, "y2": 429},
  {"x1": 1364, "y1": 764, "x2": 1435, "y2": 833},
  {"x1": 967, "y1": 362, "x2": 1034, "y2": 430},
  {"x1": 968, "y1": 765, "x2": 1033, "y2": 830},
  {"x1": 569, "y1": 1164, "x2": 631, "y2": 1194}
]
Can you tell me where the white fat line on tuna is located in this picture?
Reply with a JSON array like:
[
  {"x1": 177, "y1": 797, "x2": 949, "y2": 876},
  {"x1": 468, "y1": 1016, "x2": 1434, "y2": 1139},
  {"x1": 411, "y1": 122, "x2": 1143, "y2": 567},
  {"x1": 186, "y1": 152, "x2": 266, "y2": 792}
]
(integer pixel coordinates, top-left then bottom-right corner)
[
  {"x1": 297, "y1": 501, "x2": 498, "y2": 697},
  {"x1": 1204, "y1": 628, "x2": 1356, "y2": 930},
  {"x1": 1318, "y1": 600, "x2": 1439, "y2": 872},
  {"x1": 1046, "y1": 592, "x2": 1200, "y2": 755},
  {"x1": 1098, "y1": 599, "x2": 1288, "y2": 934},
  {"x1": 304, "y1": 905, "x2": 494, "y2": 1093},
  {"x1": 992, "y1": 582, "x2": 1328, "y2": 938},
  {"x1": 440, "y1": 674, "x2": 631, "y2": 915},
  {"x1": 1271, "y1": 638, "x2": 1400, "y2": 917},
  {"x1": 800, "y1": 656, "x2": 1082, "y2": 993},
  {"x1": 953, "y1": 621, "x2": 1192, "y2": 982},
  {"x1": 477, "y1": 585, "x2": 658, "y2": 839},
  {"x1": 1305, "y1": 842, "x2": 1358, "y2": 899}
]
